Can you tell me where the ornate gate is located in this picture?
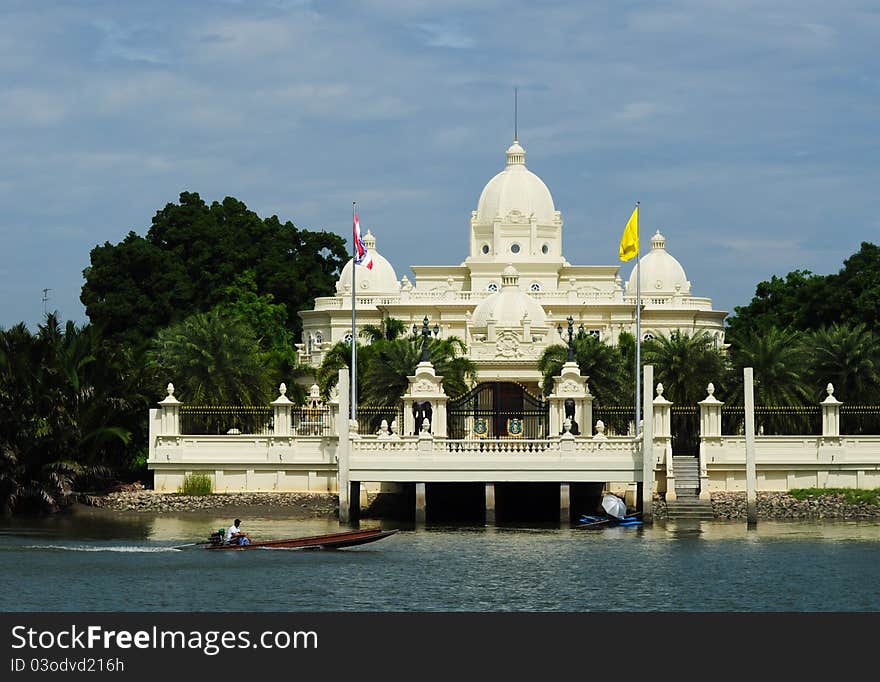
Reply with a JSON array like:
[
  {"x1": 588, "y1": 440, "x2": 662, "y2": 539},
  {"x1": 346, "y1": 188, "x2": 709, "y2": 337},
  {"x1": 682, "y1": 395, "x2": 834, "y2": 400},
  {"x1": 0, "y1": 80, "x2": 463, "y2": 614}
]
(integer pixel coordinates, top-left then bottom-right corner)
[{"x1": 447, "y1": 382, "x2": 549, "y2": 440}]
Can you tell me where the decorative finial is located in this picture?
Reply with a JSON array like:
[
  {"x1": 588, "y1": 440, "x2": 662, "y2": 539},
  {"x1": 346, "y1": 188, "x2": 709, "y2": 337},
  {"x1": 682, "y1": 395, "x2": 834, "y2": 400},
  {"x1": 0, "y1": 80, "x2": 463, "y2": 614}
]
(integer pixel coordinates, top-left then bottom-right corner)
[
  {"x1": 279, "y1": 382, "x2": 287, "y2": 396},
  {"x1": 826, "y1": 383, "x2": 834, "y2": 397},
  {"x1": 707, "y1": 383, "x2": 715, "y2": 397},
  {"x1": 166, "y1": 383, "x2": 175, "y2": 397},
  {"x1": 656, "y1": 383, "x2": 664, "y2": 397}
]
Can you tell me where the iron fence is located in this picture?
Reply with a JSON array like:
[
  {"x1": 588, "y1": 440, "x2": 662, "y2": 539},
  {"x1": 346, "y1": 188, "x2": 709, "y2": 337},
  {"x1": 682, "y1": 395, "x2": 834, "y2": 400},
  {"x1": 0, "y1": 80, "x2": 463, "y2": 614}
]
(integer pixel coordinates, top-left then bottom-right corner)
[
  {"x1": 721, "y1": 406, "x2": 821, "y2": 436},
  {"x1": 180, "y1": 406, "x2": 273, "y2": 435},
  {"x1": 671, "y1": 405, "x2": 699, "y2": 455},
  {"x1": 293, "y1": 406, "x2": 333, "y2": 436},
  {"x1": 356, "y1": 404, "x2": 404, "y2": 436},
  {"x1": 592, "y1": 405, "x2": 636, "y2": 437},
  {"x1": 840, "y1": 405, "x2": 880, "y2": 436}
]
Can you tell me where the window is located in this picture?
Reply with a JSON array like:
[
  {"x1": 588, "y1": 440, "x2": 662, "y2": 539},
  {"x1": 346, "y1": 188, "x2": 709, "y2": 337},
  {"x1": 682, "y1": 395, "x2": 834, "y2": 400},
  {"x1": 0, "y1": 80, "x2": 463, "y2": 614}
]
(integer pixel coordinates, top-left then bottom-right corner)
[
  {"x1": 343, "y1": 332, "x2": 353, "y2": 344},
  {"x1": 481, "y1": 244, "x2": 490, "y2": 255},
  {"x1": 588, "y1": 329, "x2": 601, "y2": 339},
  {"x1": 314, "y1": 331, "x2": 323, "y2": 344},
  {"x1": 643, "y1": 333, "x2": 655, "y2": 341},
  {"x1": 510, "y1": 243, "x2": 521, "y2": 254},
  {"x1": 487, "y1": 282, "x2": 499, "y2": 292},
  {"x1": 541, "y1": 243, "x2": 550, "y2": 255},
  {"x1": 529, "y1": 282, "x2": 541, "y2": 292}
]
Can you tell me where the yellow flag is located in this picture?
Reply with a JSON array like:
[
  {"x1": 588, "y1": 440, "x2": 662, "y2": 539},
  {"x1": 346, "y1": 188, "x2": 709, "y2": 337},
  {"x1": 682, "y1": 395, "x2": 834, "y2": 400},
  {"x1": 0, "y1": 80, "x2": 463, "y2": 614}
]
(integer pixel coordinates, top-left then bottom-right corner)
[{"x1": 618, "y1": 205, "x2": 639, "y2": 262}]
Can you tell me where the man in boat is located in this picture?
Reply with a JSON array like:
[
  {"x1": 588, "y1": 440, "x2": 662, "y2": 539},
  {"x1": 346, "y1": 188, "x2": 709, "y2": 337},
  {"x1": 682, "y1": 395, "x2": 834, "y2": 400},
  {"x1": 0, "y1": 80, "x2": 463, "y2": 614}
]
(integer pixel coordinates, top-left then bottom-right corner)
[{"x1": 225, "y1": 519, "x2": 250, "y2": 546}]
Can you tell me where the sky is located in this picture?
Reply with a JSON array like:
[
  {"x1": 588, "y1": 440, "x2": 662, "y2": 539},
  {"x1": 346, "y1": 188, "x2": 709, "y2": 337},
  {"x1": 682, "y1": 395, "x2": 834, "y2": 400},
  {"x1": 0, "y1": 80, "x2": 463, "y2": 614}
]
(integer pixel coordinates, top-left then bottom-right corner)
[{"x1": 2, "y1": 0, "x2": 879, "y2": 330}]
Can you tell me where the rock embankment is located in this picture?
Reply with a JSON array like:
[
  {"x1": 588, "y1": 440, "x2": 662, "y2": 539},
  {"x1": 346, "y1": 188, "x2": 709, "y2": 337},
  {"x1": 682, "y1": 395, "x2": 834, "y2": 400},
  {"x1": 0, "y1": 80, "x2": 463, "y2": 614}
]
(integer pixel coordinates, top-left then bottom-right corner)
[
  {"x1": 83, "y1": 490, "x2": 338, "y2": 515},
  {"x1": 711, "y1": 491, "x2": 880, "y2": 520}
]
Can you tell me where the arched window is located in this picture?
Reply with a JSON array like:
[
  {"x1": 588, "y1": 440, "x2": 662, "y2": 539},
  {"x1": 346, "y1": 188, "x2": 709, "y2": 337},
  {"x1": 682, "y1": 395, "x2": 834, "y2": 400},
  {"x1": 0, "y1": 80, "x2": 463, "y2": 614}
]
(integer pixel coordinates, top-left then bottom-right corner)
[
  {"x1": 529, "y1": 282, "x2": 541, "y2": 292},
  {"x1": 487, "y1": 282, "x2": 499, "y2": 292},
  {"x1": 643, "y1": 332, "x2": 655, "y2": 341},
  {"x1": 343, "y1": 332, "x2": 353, "y2": 344}
]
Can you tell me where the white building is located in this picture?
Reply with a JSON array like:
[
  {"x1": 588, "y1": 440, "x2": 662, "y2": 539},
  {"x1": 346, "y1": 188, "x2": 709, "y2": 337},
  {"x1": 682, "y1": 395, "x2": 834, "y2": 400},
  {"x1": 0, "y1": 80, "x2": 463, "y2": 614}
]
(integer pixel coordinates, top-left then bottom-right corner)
[{"x1": 297, "y1": 137, "x2": 726, "y2": 397}]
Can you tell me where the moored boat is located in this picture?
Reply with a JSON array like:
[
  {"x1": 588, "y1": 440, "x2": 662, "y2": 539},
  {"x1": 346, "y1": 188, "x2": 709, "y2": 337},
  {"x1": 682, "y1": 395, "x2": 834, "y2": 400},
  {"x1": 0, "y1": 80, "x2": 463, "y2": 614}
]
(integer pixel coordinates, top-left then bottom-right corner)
[{"x1": 205, "y1": 527, "x2": 398, "y2": 551}]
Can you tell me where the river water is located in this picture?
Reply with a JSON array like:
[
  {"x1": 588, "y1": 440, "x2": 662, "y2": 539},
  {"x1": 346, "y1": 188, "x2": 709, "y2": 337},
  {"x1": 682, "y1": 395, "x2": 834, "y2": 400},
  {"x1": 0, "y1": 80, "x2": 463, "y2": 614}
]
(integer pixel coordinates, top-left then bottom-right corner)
[{"x1": 1, "y1": 505, "x2": 879, "y2": 612}]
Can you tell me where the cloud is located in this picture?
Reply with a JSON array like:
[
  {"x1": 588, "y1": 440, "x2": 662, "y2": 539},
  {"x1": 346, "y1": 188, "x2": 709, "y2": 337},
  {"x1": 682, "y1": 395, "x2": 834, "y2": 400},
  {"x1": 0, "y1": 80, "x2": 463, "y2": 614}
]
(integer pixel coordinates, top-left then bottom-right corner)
[{"x1": 413, "y1": 22, "x2": 475, "y2": 49}]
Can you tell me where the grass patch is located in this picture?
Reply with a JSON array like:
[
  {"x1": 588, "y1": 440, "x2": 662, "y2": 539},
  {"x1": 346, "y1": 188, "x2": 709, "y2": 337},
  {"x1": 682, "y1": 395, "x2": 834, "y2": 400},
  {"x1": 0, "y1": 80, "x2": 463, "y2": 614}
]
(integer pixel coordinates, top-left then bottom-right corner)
[
  {"x1": 178, "y1": 474, "x2": 213, "y2": 496},
  {"x1": 788, "y1": 488, "x2": 880, "y2": 506}
]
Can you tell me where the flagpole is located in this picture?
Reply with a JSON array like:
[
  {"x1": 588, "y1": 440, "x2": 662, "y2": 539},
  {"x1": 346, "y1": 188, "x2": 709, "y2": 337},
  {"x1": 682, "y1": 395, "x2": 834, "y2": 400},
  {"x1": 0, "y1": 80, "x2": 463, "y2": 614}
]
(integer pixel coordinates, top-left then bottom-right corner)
[
  {"x1": 351, "y1": 202, "x2": 357, "y2": 422},
  {"x1": 635, "y1": 201, "x2": 641, "y2": 436}
]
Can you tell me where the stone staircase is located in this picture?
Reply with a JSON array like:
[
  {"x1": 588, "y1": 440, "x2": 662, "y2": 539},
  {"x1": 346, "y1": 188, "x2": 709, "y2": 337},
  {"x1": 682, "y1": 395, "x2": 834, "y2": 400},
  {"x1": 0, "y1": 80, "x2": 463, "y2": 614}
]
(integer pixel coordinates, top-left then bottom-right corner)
[{"x1": 666, "y1": 456, "x2": 714, "y2": 520}]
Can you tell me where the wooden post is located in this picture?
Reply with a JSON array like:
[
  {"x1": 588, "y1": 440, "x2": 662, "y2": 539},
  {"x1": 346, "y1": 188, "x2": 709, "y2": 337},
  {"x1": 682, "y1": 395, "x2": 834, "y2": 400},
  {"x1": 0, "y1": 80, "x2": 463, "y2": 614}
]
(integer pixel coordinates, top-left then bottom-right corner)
[
  {"x1": 744, "y1": 367, "x2": 758, "y2": 526},
  {"x1": 641, "y1": 365, "x2": 654, "y2": 523},
  {"x1": 485, "y1": 483, "x2": 496, "y2": 526}
]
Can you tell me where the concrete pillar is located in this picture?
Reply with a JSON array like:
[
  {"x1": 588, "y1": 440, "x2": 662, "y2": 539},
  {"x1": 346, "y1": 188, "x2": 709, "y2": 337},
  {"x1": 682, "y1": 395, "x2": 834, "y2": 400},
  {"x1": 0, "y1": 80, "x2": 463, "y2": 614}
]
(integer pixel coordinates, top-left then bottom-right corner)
[
  {"x1": 560, "y1": 483, "x2": 571, "y2": 525},
  {"x1": 336, "y1": 369, "x2": 351, "y2": 524},
  {"x1": 821, "y1": 383, "x2": 842, "y2": 438},
  {"x1": 697, "y1": 383, "x2": 722, "y2": 501},
  {"x1": 271, "y1": 383, "x2": 292, "y2": 436},
  {"x1": 485, "y1": 483, "x2": 496, "y2": 526},
  {"x1": 415, "y1": 483, "x2": 426, "y2": 527},
  {"x1": 744, "y1": 367, "x2": 757, "y2": 526},
  {"x1": 158, "y1": 383, "x2": 181, "y2": 436},
  {"x1": 641, "y1": 365, "x2": 654, "y2": 523},
  {"x1": 653, "y1": 384, "x2": 673, "y2": 501}
]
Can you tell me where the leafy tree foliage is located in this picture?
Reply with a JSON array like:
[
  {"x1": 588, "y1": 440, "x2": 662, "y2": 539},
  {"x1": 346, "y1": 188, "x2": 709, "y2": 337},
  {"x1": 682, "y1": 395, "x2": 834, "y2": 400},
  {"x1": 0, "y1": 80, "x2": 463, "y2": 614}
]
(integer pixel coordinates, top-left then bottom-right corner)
[
  {"x1": 0, "y1": 315, "x2": 147, "y2": 514},
  {"x1": 726, "y1": 242, "x2": 880, "y2": 343},
  {"x1": 537, "y1": 332, "x2": 628, "y2": 406},
  {"x1": 147, "y1": 309, "x2": 273, "y2": 406},
  {"x1": 81, "y1": 192, "x2": 347, "y2": 348},
  {"x1": 315, "y1": 318, "x2": 476, "y2": 406}
]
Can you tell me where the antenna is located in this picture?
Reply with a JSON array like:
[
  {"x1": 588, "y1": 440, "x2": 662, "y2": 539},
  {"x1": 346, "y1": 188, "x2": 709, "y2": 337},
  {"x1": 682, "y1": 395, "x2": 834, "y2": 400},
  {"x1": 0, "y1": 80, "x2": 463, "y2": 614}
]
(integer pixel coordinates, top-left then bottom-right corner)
[
  {"x1": 41, "y1": 288, "x2": 52, "y2": 317},
  {"x1": 514, "y1": 87, "x2": 518, "y2": 142}
]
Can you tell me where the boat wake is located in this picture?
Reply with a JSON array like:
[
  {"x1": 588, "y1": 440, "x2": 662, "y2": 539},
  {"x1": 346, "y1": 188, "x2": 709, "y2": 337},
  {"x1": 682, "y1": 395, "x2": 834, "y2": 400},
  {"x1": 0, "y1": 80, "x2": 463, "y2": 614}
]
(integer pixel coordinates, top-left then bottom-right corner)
[{"x1": 25, "y1": 545, "x2": 183, "y2": 553}]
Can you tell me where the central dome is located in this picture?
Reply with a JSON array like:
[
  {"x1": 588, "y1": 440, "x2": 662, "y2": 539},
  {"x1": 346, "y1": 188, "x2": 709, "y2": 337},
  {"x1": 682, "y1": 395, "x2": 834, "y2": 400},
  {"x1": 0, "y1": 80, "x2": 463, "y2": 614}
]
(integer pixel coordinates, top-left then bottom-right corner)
[
  {"x1": 336, "y1": 230, "x2": 399, "y2": 294},
  {"x1": 474, "y1": 140, "x2": 556, "y2": 225},
  {"x1": 472, "y1": 265, "x2": 547, "y2": 327}
]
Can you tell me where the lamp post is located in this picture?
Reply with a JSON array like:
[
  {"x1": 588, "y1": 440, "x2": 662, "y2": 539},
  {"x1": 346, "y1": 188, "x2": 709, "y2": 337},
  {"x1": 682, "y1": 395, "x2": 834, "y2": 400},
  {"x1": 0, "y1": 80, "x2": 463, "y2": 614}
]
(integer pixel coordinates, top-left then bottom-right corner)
[
  {"x1": 413, "y1": 316, "x2": 440, "y2": 362},
  {"x1": 557, "y1": 315, "x2": 575, "y2": 362}
]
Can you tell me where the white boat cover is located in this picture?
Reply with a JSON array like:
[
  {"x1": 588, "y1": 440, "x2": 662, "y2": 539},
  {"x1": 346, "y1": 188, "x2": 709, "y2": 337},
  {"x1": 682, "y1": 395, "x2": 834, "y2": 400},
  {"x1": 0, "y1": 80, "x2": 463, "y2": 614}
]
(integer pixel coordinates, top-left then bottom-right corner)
[{"x1": 601, "y1": 494, "x2": 627, "y2": 519}]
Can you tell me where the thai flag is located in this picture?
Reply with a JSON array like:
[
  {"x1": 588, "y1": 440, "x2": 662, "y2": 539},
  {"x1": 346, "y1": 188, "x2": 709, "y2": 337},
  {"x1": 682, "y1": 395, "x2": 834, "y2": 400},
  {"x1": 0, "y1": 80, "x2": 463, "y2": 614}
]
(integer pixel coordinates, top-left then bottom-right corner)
[{"x1": 353, "y1": 211, "x2": 373, "y2": 270}]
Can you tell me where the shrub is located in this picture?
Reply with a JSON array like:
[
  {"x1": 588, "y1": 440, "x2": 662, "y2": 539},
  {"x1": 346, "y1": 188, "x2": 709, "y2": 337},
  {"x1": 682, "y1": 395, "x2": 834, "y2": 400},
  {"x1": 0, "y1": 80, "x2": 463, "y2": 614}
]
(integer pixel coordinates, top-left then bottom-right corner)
[
  {"x1": 178, "y1": 474, "x2": 213, "y2": 496},
  {"x1": 788, "y1": 488, "x2": 880, "y2": 506}
]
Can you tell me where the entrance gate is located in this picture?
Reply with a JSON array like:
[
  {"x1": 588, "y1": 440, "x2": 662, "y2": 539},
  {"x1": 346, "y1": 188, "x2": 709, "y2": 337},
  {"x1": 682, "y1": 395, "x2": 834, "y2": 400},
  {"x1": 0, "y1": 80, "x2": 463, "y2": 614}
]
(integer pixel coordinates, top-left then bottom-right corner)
[{"x1": 447, "y1": 382, "x2": 549, "y2": 440}]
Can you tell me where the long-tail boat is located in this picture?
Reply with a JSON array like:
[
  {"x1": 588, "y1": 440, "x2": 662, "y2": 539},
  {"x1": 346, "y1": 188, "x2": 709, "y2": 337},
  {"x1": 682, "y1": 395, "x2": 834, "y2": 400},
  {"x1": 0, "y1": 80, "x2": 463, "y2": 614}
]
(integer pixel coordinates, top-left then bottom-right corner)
[{"x1": 205, "y1": 527, "x2": 398, "y2": 551}]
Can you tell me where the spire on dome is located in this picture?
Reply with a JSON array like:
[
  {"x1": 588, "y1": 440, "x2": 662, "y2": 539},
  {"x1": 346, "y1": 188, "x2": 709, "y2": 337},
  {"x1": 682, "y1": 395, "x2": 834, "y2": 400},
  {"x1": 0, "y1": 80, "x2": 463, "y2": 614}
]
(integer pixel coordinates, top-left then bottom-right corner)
[
  {"x1": 651, "y1": 230, "x2": 666, "y2": 250},
  {"x1": 505, "y1": 140, "x2": 526, "y2": 167},
  {"x1": 501, "y1": 264, "x2": 520, "y2": 288},
  {"x1": 363, "y1": 229, "x2": 376, "y2": 250}
]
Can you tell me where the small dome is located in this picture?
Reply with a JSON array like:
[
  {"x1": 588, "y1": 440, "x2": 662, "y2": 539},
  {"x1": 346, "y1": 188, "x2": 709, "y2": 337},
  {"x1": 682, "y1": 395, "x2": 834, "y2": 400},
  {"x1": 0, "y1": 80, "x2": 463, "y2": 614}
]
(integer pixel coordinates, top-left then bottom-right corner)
[
  {"x1": 472, "y1": 265, "x2": 547, "y2": 327},
  {"x1": 625, "y1": 230, "x2": 691, "y2": 295},
  {"x1": 336, "y1": 229, "x2": 400, "y2": 294},
  {"x1": 474, "y1": 139, "x2": 556, "y2": 225}
]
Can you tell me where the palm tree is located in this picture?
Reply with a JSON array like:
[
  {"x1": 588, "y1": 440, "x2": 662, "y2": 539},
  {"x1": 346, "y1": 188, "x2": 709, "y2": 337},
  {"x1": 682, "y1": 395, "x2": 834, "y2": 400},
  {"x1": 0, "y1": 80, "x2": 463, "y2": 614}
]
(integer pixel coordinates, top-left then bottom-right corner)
[
  {"x1": 0, "y1": 314, "x2": 138, "y2": 513},
  {"x1": 148, "y1": 308, "x2": 272, "y2": 406},
  {"x1": 804, "y1": 323, "x2": 880, "y2": 400},
  {"x1": 726, "y1": 326, "x2": 812, "y2": 434},
  {"x1": 642, "y1": 330, "x2": 728, "y2": 406},
  {"x1": 360, "y1": 317, "x2": 407, "y2": 343},
  {"x1": 537, "y1": 332, "x2": 627, "y2": 406},
  {"x1": 642, "y1": 330, "x2": 728, "y2": 453}
]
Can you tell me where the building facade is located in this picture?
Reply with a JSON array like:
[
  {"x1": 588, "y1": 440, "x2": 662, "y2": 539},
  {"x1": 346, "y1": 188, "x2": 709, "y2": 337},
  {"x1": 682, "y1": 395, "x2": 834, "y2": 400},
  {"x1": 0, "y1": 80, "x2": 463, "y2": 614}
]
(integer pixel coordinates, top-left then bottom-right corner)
[{"x1": 296, "y1": 138, "x2": 726, "y2": 400}]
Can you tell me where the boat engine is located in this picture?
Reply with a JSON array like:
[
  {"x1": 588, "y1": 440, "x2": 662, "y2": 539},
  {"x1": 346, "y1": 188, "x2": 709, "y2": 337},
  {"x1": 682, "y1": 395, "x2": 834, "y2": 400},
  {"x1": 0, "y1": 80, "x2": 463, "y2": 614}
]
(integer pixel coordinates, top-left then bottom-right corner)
[{"x1": 208, "y1": 529, "x2": 225, "y2": 546}]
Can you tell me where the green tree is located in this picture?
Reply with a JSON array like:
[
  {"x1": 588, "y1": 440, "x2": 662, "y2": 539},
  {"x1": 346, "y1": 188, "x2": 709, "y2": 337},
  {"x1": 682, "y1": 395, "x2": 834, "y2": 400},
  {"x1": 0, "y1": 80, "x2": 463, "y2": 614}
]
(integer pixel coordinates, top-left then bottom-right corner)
[
  {"x1": 804, "y1": 323, "x2": 880, "y2": 401},
  {"x1": 147, "y1": 309, "x2": 272, "y2": 406},
  {"x1": 0, "y1": 315, "x2": 145, "y2": 514},
  {"x1": 642, "y1": 331, "x2": 727, "y2": 406},
  {"x1": 81, "y1": 192, "x2": 347, "y2": 348},
  {"x1": 537, "y1": 332, "x2": 627, "y2": 407}
]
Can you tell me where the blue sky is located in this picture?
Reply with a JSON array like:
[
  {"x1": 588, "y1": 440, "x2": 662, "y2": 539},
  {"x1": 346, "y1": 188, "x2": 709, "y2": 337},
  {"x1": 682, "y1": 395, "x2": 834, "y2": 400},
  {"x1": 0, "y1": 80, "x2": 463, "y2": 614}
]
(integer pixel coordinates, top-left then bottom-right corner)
[{"x1": 2, "y1": 0, "x2": 878, "y2": 329}]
